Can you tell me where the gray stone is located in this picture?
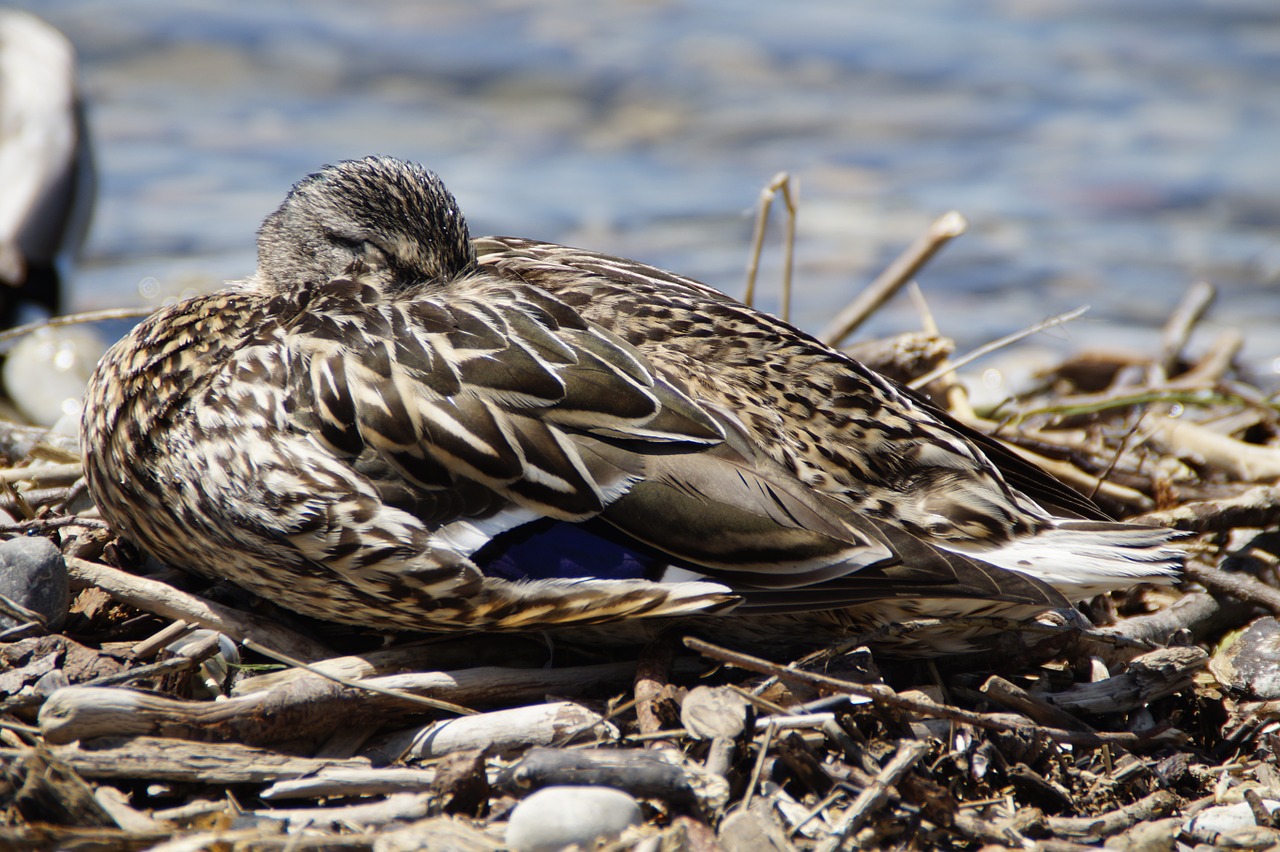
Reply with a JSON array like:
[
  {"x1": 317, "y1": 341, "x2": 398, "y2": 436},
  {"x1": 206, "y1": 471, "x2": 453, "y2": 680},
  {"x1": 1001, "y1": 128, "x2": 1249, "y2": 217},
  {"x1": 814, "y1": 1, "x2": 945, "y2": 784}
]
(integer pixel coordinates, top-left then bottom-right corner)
[
  {"x1": 505, "y1": 786, "x2": 642, "y2": 852},
  {"x1": 720, "y1": 802, "x2": 796, "y2": 852},
  {"x1": 0, "y1": 535, "x2": 69, "y2": 632}
]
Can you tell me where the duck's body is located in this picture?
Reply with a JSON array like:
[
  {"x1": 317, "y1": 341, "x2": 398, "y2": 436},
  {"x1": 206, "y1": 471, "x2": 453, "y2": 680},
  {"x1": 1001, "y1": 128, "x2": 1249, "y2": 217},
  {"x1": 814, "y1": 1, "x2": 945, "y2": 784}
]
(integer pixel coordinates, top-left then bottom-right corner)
[{"x1": 81, "y1": 157, "x2": 1180, "y2": 653}]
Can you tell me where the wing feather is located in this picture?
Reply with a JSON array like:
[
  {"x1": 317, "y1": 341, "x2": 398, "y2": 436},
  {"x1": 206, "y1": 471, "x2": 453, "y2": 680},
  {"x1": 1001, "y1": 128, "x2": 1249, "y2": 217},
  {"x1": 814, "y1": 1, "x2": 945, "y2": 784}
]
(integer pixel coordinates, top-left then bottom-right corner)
[{"x1": 288, "y1": 274, "x2": 725, "y2": 524}]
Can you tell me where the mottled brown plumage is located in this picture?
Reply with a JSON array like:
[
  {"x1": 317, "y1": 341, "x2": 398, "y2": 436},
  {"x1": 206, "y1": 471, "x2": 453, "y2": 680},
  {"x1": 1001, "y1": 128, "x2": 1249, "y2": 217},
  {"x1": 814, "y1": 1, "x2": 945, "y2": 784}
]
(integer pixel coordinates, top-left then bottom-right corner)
[{"x1": 80, "y1": 156, "x2": 1181, "y2": 653}]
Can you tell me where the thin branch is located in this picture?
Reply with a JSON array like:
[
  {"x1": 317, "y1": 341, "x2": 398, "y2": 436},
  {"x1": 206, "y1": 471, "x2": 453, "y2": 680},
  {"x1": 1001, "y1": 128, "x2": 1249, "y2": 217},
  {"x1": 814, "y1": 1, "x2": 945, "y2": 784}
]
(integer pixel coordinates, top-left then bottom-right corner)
[
  {"x1": 684, "y1": 637, "x2": 1159, "y2": 749},
  {"x1": 240, "y1": 638, "x2": 478, "y2": 717},
  {"x1": 908, "y1": 305, "x2": 1089, "y2": 390},
  {"x1": 819, "y1": 211, "x2": 967, "y2": 347},
  {"x1": 744, "y1": 172, "x2": 797, "y2": 322},
  {"x1": 0, "y1": 306, "x2": 155, "y2": 350}
]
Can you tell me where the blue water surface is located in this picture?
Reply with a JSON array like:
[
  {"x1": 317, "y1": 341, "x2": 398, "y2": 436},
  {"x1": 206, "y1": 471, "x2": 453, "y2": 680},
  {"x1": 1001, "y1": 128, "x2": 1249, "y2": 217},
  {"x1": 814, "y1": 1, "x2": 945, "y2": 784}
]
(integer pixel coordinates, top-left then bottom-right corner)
[{"x1": 20, "y1": 0, "x2": 1280, "y2": 371}]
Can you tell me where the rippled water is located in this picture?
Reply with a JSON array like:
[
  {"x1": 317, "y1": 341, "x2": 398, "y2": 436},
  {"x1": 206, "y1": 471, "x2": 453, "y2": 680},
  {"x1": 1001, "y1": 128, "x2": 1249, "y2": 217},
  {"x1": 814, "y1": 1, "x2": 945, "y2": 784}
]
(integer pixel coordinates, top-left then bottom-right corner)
[{"x1": 21, "y1": 0, "x2": 1280, "y2": 372}]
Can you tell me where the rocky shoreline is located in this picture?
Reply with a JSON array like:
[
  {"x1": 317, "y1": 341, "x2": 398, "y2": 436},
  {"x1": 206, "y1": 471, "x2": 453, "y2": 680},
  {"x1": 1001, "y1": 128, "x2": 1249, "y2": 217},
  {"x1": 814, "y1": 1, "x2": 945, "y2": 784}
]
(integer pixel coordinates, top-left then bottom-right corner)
[{"x1": 2, "y1": 264, "x2": 1280, "y2": 850}]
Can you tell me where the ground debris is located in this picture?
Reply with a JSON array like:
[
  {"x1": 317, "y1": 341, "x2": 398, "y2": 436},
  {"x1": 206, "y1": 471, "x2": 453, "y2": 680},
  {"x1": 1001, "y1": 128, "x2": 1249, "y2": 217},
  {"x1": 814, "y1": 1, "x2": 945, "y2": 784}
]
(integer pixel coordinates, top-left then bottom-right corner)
[{"x1": 2, "y1": 249, "x2": 1279, "y2": 849}]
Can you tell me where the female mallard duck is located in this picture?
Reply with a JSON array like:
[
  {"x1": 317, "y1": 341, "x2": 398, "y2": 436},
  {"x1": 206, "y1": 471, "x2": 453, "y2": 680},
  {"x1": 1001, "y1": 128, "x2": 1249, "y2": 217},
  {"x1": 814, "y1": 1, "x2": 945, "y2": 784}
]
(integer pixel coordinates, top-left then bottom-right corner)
[{"x1": 80, "y1": 156, "x2": 1181, "y2": 653}]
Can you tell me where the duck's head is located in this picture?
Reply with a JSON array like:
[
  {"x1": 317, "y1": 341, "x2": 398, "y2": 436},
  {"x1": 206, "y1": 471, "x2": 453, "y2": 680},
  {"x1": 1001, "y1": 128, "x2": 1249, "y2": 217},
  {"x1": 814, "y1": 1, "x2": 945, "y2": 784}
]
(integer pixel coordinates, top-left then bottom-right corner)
[{"x1": 255, "y1": 156, "x2": 475, "y2": 294}]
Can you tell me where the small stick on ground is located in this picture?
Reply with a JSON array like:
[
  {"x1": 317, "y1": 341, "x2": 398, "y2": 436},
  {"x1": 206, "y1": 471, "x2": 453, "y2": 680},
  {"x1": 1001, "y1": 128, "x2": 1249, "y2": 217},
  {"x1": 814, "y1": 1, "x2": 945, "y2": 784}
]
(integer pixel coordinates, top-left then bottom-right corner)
[
  {"x1": 0, "y1": 306, "x2": 157, "y2": 350},
  {"x1": 818, "y1": 738, "x2": 930, "y2": 850},
  {"x1": 1091, "y1": 592, "x2": 1249, "y2": 667},
  {"x1": 741, "y1": 718, "x2": 777, "y2": 812},
  {"x1": 685, "y1": 637, "x2": 1152, "y2": 749},
  {"x1": 1133, "y1": 485, "x2": 1280, "y2": 533},
  {"x1": 1185, "y1": 561, "x2": 1280, "y2": 617},
  {"x1": 634, "y1": 634, "x2": 679, "y2": 751},
  {"x1": 1157, "y1": 280, "x2": 1215, "y2": 381},
  {"x1": 64, "y1": 556, "x2": 332, "y2": 662},
  {"x1": 1046, "y1": 790, "x2": 1179, "y2": 841},
  {"x1": 908, "y1": 305, "x2": 1090, "y2": 391},
  {"x1": 905, "y1": 282, "x2": 975, "y2": 420}
]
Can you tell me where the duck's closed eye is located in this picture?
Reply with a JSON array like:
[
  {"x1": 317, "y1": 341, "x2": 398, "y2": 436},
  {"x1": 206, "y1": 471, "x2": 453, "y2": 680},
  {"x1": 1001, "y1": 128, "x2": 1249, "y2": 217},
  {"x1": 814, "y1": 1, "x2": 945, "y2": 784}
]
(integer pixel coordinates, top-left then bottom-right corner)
[
  {"x1": 360, "y1": 242, "x2": 389, "y2": 267},
  {"x1": 327, "y1": 231, "x2": 391, "y2": 267}
]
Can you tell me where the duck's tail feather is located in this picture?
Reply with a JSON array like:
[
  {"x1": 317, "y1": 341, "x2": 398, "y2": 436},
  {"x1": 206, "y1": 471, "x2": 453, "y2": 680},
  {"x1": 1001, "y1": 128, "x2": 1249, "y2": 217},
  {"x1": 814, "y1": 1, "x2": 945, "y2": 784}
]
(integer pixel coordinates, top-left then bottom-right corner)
[{"x1": 951, "y1": 520, "x2": 1184, "y2": 600}]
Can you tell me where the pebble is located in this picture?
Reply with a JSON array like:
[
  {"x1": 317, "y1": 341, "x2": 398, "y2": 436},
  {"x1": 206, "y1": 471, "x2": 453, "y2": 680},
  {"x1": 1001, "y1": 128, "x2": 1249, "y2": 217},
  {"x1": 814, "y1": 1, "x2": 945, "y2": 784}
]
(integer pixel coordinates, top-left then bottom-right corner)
[
  {"x1": 505, "y1": 786, "x2": 642, "y2": 852},
  {"x1": 719, "y1": 802, "x2": 795, "y2": 852},
  {"x1": 0, "y1": 535, "x2": 70, "y2": 632}
]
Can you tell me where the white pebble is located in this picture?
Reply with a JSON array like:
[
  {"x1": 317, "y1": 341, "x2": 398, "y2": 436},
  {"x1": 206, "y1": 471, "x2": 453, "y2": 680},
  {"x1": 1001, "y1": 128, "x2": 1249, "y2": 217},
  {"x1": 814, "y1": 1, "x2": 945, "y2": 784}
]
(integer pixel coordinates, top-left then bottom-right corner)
[{"x1": 505, "y1": 786, "x2": 642, "y2": 852}]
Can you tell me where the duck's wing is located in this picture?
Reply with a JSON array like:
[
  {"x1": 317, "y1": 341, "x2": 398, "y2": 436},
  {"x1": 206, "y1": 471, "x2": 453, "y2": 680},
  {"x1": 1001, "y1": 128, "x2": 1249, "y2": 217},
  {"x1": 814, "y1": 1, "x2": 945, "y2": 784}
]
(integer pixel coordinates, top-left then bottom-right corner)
[
  {"x1": 475, "y1": 235, "x2": 1114, "y2": 524},
  {"x1": 287, "y1": 272, "x2": 723, "y2": 522},
  {"x1": 283, "y1": 271, "x2": 1067, "y2": 623},
  {"x1": 582, "y1": 407, "x2": 1070, "y2": 612}
]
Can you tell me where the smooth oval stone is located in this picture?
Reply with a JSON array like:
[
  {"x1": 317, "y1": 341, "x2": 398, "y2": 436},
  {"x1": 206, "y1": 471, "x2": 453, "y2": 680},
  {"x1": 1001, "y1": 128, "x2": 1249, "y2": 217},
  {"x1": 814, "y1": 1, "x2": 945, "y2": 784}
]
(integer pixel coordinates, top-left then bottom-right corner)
[
  {"x1": 0, "y1": 535, "x2": 69, "y2": 632},
  {"x1": 505, "y1": 785, "x2": 643, "y2": 852}
]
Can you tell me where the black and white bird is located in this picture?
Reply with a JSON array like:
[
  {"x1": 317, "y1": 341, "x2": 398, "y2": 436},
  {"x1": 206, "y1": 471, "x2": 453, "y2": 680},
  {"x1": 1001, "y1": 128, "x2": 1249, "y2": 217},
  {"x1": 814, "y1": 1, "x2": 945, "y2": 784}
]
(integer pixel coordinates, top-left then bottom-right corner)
[
  {"x1": 80, "y1": 156, "x2": 1181, "y2": 653},
  {"x1": 0, "y1": 9, "x2": 94, "y2": 325}
]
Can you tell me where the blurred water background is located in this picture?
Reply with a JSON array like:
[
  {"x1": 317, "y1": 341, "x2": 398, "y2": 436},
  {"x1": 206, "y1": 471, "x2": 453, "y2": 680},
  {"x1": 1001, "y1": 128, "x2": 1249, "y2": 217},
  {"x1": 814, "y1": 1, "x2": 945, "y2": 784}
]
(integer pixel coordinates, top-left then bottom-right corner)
[{"x1": 18, "y1": 0, "x2": 1280, "y2": 376}]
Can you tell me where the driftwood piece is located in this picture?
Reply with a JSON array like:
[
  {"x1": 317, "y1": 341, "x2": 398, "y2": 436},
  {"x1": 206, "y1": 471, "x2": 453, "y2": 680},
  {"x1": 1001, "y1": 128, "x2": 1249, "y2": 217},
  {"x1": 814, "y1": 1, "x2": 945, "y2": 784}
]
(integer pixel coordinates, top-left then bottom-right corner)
[
  {"x1": 1140, "y1": 417, "x2": 1280, "y2": 482},
  {"x1": 364, "y1": 701, "x2": 615, "y2": 764},
  {"x1": 979, "y1": 676, "x2": 1093, "y2": 732},
  {"x1": 988, "y1": 437, "x2": 1155, "y2": 513},
  {"x1": 1041, "y1": 647, "x2": 1207, "y2": 715},
  {"x1": 1176, "y1": 329, "x2": 1243, "y2": 387},
  {"x1": 1045, "y1": 790, "x2": 1179, "y2": 841},
  {"x1": 497, "y1": 746, "x2": 730, "y2": 812},
  {"x1": 232, "y1": 636, "x2": 550, "y2": 695},
  {"x1": 2, "y1": 737, "x2": 371, "y2": 784},
  {"x1": 260, "y1": 767, "x2": 442, "y2": 801},
  {"x1": 819, "y1": 211, "x2": 966, "y2": 346},
  {"x1": 634, "y1": 634, "x2": 680, "y2": 750},
  {"x1": 7, "y1": 746, "x2": 116, "y2": 828},
  {"x1": 686, "y1": 637, "x2": 1158, "y2": 749},
  {"x1": 64, "y1": 556, "x2": 332, "y2": 662},
  {"x1": 1186, "y1": 561, "x2": 1280, "y2": 617},
  {"x1": 39, "y1": 661, "x2": 675, "y2": 746},
  {"x1": 1157, "y1": 280, "x2": 1215, "y2": 378},
  {"x1": 1134, "y1": 485, "x2": 1280, "y2": 533},
  {"x1": 1093, "y1": 592, "x2": 1248, "y2": 667},
  {"x1": 93, "y1": 786, "x2": 168, "y2": 835},
  {"x1": 255, "y1": 792, "x2": 434, "y2": 831},
  {"x1": 0, "y1": 461, "x2": 82, "y2": 486}
]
